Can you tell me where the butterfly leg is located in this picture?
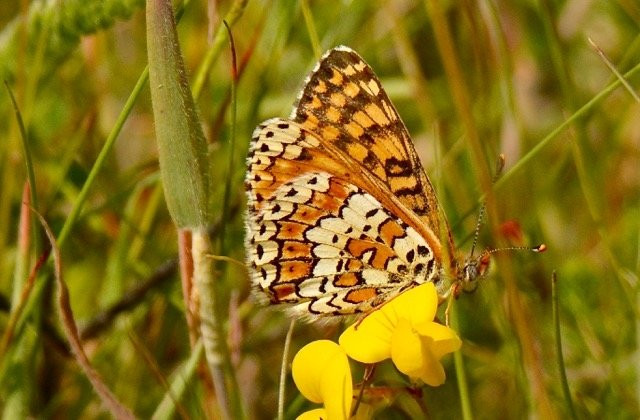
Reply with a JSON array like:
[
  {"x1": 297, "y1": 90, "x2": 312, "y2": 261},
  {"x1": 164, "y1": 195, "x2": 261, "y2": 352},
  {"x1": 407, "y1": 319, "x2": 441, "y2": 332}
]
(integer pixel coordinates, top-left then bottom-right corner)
[
  {"x1": 352, "y1": 363, "x2": 376, "y2": 417},
  {"x1": 444, "y1": 283, "x2": 462, "y2": 327}
]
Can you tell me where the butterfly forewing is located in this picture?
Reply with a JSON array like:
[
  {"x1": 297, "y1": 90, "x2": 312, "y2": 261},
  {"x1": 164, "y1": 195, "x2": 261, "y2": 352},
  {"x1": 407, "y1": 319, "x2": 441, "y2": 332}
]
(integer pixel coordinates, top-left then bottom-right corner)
[
  {"x1": 292, "y1": 47, "x2": 451, "y2": 254},
  {"x1": 246, "y1": 47, "x2": 451, "y2": 318}
]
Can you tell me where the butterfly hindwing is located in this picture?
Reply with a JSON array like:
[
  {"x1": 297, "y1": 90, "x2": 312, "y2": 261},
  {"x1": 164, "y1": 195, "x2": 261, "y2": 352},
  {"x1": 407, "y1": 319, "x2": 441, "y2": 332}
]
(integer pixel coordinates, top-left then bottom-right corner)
[{"x1": 246, "y1": 120, "x2": 438, "y2": 317}]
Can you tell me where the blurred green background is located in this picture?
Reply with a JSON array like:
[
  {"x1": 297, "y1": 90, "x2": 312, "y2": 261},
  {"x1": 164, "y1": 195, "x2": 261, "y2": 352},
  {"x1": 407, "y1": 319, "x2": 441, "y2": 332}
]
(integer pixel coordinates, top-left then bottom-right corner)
[{"x1": 0, "y1": 0, "x2": 638, "y2": 418}]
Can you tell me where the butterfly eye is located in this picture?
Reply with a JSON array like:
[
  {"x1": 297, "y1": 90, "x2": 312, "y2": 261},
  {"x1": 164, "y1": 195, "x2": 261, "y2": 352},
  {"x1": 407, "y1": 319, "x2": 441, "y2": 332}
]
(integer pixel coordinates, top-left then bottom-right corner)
[
  {"x1": 461, "y1": 262, "x2": 476, "y2": 292},
  {"x1": 461, "y1": 254, "x2": 491, "y2": 293}
]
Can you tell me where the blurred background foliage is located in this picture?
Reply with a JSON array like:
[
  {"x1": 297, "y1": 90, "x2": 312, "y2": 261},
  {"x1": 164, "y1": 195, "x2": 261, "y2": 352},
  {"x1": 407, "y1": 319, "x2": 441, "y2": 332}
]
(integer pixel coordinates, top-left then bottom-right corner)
[{"x1": 0, "y1": 0, "x2": 639, "y2": 418}]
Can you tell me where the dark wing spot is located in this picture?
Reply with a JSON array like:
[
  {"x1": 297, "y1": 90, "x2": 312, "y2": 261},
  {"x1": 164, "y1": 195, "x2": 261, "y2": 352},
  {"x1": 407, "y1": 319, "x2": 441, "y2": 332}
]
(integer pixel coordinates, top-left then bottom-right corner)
[
  {"x1": 285, "y1": 188, "x2": 297, "y2": 197},
  {"x1": 309, "y1": 176, "x2": 318, "y2": 185},
  {"x1": 413, "y1": 263, "x2": 424, "y2": 274},
  {"x1": 256, "y1": 244, "x2": 264, "y2": 259},
  {"x1": 417, "y1": 245, "x2": 429, "y2": 256},
  {"x1": 332, "y1": 234, "x2": 339, "y2": 243},
  {"x1": 336, "y1": 259, "x2": 344, "y2": 272},
  {"x1": 397, "y1": 264, "x2": 408, "y2": 274},
  {"x1": 385, "y1": 157, "x2": 413, "y2": 177},
  {"x1": 396, "y1": 184, "x2": 423, "y2": 196},
  {"x1": 362, "y1": 150, "x2": 377, "y2": 169},
  {"x1": 259, "y1": 224, "x2": 267, "y2": 235},
  {"x1": 414, "y1": 204, "x2": 430, "y2": 215},
  {"x1": 277, "y1": 123, "x2": 290, "y2": 129},
  {"x1": 365, "y1": 208, "x2": 379, "y2": 218},
  {"x1": 319, "y1": 277, "x2": 328, "y2": 293},
  {"x1": 298, "y1": 148, "x2": 312, "y2": 161},
  {"x1": 426, "y1": 258, "x2": 435, "y2": 273},
  {"x1": 406, "y1": 250, "x2": 415, "y2": 263},
  {"x1": 266, "y1": 131, "x2": 274, "y2": 138},
  {"x1": 359, "y1": 132, "x2": 375, "y2": 147},
  {"x1": 260, "y1": 143, "x2": 269, "y2": 152},
  {"x1": 272, "y1": 203, "x2": 281, "y2": 212},
  {"x1": 363, "y1": 225, "x2": 371, "y2": 232}
]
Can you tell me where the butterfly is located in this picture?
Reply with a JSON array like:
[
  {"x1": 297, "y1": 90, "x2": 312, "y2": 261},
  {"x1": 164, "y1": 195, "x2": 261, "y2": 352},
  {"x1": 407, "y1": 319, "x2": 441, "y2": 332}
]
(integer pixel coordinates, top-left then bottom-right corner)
[{"x1": 245, "y1": 46, "x2": 492, "y2": 319}]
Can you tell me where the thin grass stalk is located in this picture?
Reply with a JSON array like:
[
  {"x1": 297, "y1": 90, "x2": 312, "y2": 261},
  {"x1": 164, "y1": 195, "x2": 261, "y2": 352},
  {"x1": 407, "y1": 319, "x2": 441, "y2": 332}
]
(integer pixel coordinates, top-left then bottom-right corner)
[
  {"x1": 191, "y1": 0, "x2": 249, "y2": 100},
  {"x1": 5, "y1": 83, "x2": 41, "y2": 317},
  {"x1": 5, "y1": 81, "x2": 38, "y2": 308},
  {"x1": 152, "y1": 340, "x2": 205, "y2": 420},
  {"x1": 278, "y1": 320, "x2": 296, "y2": 420},
  {"x1": 552, "y1": 272, "x2": 578, "y2": 420},
  {"x1": 55, "y1": 66, "x2": 149, "y2": 248},
  {"x1": 450, "y1": 303, "x2": 473, "y2": 420},
  {"x1": 219, "y1": 20, "x2": 238, "y2": 255},
  {"x1": 11, "y1": 184, "x2": 31, "y2": 305},
  {"x1": 204, "y1": 21, "x2": 245, "y2": 419},
  {"x1": 300, "y1": 0, "x2": 321, "y2": 59},
  {"x1": 0, "y1": 184, "x2": 36, "y2": 366},
  {"x1": 537, "y1": 0, "x2": 602, "y2": 223},
  {"x1": 495, "y1": 59, "x2": 640, "y2": 191},
  {"x1": 588, "y1": 38, "x2": 640, "y2": 103},
  {"x1": 423, "y1": 0, "x2": 492, "y2": 194},
  {"x1": 38, "y1": 212, "x2": 135, "y2": 419},
  {"x1": 484, "y1": 0, "x2": 526, "y2": 145},
  {"x1": 388, "y1": 1, "x2": 436, "y2": 125},
  {"x1": 4, "y1": 82, "x2": 37, "y2": 212}
]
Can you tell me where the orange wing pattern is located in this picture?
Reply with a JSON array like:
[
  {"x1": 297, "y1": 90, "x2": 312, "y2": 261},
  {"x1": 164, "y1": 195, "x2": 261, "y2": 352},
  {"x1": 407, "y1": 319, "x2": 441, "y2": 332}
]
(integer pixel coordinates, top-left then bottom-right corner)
[
  {"x1": 292, "y1": 46, "x2": 453, "y2": 258},
  {"x1": 246, "y1": 120, "x2": 437, "y2": 317},
  {"x1": 245, "y1": 47, "x2": 452, "y2": 318}
]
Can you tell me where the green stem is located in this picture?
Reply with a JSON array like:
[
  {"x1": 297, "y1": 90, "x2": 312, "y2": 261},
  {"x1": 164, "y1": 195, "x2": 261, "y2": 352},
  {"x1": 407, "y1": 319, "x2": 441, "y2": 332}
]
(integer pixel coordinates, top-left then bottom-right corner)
[
  {"x1": 56, "y1": 66, "x2": 149, "y2": 248},
  {"x1": 450, "y1": 303, "x2": 473, "y2": 420},
  {"x1": 552, "y1": 272, "x2": 578, "y2": 420},
  {"x1": 278, "y1": 320, "x2": 296, "y2": 420},
  {"x1": 300, "y1": 0, "x2": 321, "y2": 59}
]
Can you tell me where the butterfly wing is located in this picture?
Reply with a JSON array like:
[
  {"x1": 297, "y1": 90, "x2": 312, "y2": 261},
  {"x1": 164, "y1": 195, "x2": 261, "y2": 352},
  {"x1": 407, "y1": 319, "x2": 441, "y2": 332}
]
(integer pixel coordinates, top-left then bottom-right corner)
[
  {"x1": 291, "y1": 46, "x2": 454, "y2": 261},
  {"x1": 246, "y1": 120, "x2": 438, "y2": 317}
]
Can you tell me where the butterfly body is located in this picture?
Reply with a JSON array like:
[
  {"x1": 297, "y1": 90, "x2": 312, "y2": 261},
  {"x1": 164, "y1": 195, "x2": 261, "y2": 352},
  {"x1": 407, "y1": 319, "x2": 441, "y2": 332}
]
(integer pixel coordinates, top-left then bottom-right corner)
[{"x1": 245, "y1": 46, "x2": 478, "y2": 319}]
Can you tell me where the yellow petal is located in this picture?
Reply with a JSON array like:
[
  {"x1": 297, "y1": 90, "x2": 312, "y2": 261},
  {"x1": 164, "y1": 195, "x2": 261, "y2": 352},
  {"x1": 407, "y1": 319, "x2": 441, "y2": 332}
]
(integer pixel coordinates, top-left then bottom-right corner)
[
  {"x1": 339, "y1": 312, "x2": 393, "y2": 363},
  {"x1": 414, "y1": 336, "x2": 447, "y2": 386},
  {"x1": 321, "y1": 347, "x2": 353, "y2": 420},
  {"x1": 292, "y1": 340, "x2": 352, "y2": 419},
  {"x1": 296, "y1": 408, "x2": 328, "y2": 420},
  {"x1": 339, "y1": 283, "x2": 439, "y2": 364},
  {"x1": 414, "y1": 321, "x2": 462, "y2": 358},
  {"x1": 391, "y1": 320, "x2": 459, "y2": 387},
  {"x1": 383, "y1": 283, "x2": 438, "y2": 326},
  {"x1": 390, "y1": 318, "x2": 424, "y2": 374}
]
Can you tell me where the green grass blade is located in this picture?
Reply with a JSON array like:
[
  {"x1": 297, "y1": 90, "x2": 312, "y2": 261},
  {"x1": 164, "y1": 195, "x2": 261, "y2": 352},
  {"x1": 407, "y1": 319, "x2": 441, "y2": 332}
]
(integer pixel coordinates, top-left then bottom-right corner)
[{"x1": 552, "y1": 272, "x2": 578, "y2": 420}]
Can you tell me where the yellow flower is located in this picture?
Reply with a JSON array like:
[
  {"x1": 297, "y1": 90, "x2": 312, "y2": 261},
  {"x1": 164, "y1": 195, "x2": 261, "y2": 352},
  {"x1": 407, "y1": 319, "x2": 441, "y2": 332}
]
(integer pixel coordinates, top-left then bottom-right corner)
[
  {"x1": 292, "y1": 340, "x2": 353, "y2": 420},
  {"x1": 339, "y1": 283, "x2": 461, "y2": 386}
]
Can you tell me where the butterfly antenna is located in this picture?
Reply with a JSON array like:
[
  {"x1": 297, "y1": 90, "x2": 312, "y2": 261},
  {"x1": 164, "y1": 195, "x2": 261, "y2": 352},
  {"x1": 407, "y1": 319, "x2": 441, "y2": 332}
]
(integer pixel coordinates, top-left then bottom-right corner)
[
  {"x1": 484, "y1": 243, "x2": 547, "y2": 256},
  {"x1": 469, "y1": 203, "x2": 485, "y2": 258},
  {"x1": 470, "y1": 154, "x2": 506, "y2": 258}
]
